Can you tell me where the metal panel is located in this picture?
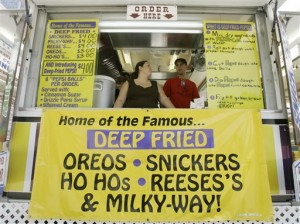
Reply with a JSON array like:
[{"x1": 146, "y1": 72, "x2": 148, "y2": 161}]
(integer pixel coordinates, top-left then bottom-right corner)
[
  {"x1": 0, "y1": 14, "x2": 26, "y2": 141},
  {"x1": 22, "y1": 9, "x2": 48, "y2": 108},
  {"x1": 108, "y1": 33, "x2": 203, "y2": 49},
  {"x1": 255, "y1": 10, "x2": 277, "y2": 110},
  {"x1": 14, "y1": 0, "x2": 38, "y2": 114},
  {"x1": 31, "y1": 0, "x2": 271, "y2": 7}
]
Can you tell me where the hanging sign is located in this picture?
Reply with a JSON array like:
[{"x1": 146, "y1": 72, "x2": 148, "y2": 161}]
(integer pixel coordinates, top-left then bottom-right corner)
[
  {"x1": 127, "y1": 5, "x2": 177, "y2": 20},
  {"x1": 29, "y1": 109, "x2": 273, "y2": 222},
  {"x1": 36, "y1": 20, "x2": 98, "y2": 108},
  {"x1": 204, "y1": 21, "x2": 264, "y2": 109}
]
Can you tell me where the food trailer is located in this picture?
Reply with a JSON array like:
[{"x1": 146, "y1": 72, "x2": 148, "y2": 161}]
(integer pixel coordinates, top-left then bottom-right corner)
[{"x1": 0, "y1": 0, "x2": 300, "y2": 223}]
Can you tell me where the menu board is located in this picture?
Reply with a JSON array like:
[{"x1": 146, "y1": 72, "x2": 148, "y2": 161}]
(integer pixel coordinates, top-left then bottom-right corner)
[
  {"x1": 204, "y1": 21, "x2": 264, "y2": 109},
  {"x1": 37, "y1": 20, "x2": 99, "y2": 108}
]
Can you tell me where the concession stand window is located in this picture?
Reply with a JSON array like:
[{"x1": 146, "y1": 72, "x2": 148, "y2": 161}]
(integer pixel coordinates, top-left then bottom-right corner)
[{"x1": 5, "y1": 4, "x2": 295, "y2": 205}]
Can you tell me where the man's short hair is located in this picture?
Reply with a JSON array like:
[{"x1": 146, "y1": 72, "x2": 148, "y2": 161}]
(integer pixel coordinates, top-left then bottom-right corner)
[{"x1": 175, "y1": 58, "x2": 187, "y2": 65}]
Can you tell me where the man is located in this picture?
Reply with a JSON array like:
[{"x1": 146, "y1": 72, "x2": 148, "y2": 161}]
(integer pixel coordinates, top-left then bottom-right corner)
[{"x1": 163, "y1": 58, "x2": 199, "y2": 108}]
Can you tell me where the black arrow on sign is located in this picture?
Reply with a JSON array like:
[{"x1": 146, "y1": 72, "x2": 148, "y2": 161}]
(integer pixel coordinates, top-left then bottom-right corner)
[
  {"x1": 130, "y1": 13, "x2": 140, "y2": 18},
  {"x1": 164, "y1": 14, "x2": 174, "y2": 19}
]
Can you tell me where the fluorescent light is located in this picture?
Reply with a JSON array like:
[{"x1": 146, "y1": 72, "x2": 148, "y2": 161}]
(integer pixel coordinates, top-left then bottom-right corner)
[
  {"x1": 121, "y1": 49, "x2": 133, "y2": 72},
  {"x1": 100, "y1": 21, "x2": 203, "y2": 28},
  {"x1": 101, "y1": 28, "x2": 202, "y2": 33},
  {"x1": 122, "y1": 49, "x2": 132, "y2": 64},
  {"x1": 99, "y1": 20, "x2": 203, "y2": 33}
]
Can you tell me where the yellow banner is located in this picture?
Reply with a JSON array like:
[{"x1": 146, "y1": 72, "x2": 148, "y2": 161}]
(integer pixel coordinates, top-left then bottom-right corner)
[
  {"x1": 37, "y1": 20, "x2": 99, "y2": 108},
  {"x1": 29, "y1": 109, "x2": 273, "y2": 222},
  {"x1": 204, "y1": 21, "x2": 264, "y2": 109}
]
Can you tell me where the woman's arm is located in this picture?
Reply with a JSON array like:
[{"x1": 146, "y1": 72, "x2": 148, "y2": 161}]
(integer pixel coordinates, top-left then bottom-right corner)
[
  {"x1": 158, "y1": 84, "x2": 175, "y2": 108},
  {"x1": 113, "y1": 81, "x2": 129, "y2": 108}
]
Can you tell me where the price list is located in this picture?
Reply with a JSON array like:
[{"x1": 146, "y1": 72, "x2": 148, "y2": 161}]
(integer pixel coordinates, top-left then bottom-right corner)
[
  {"x1": 204, "y1": 21, "x2": 264, "y2": 109},
  {"x1": 37, "y1": 20, "x2": 99, "y2": 108}
]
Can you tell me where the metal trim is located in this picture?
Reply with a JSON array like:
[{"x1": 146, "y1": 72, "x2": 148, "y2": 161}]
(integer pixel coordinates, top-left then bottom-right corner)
[
  {"x1": 21, "y1": 9, "x2": 48, "y2": 108},
  {"x1": 255, "y1": 10, "x2": 278, "y2": 110},
  {"x1": 41, "y1": 5, "x2": 260, "y2": 15}
]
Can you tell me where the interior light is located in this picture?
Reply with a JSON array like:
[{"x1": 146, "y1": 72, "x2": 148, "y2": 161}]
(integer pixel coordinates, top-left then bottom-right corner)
[
  {"x1": 122, "y1": 49, "x2": 132, "y2": 64},
  {"x1": 121, "y1": 49, "x2": 133, "y2": 72},
  {"x1": 99, "y1": 20, "x2": 203, "y2": 33},
  {"x1": 100, "y1": 20, "x2": 203, "y2": 28},
  {"x1": 100, "y1": 28, "x2": 202, "y2": 33}
]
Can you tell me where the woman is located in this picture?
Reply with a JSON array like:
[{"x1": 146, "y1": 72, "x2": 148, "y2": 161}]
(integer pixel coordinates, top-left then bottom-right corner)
[{"x1": 114, "y1": 61, "x2": 174, "y2": 108}]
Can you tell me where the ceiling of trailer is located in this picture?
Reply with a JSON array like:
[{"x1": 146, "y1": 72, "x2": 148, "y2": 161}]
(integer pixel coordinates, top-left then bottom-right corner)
[{"x1": 32, "y1": 0, "x2": 271, "y2": 7}]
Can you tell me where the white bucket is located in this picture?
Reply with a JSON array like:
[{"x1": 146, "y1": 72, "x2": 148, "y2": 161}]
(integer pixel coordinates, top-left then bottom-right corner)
[{"x1": 93, "y1": 75, "x2": 116, "y2": 108}]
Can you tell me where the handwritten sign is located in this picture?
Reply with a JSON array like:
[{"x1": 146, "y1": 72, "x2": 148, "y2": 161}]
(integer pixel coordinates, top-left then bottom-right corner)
[
  {"x1": 204, "y1": 21, "x2": 264, "y2": 109},
  {"x1": 29, "y1": 109, "x2": 273, "y2": 222},
  {"x1": 36, "y1": 20, "x2": 98, "y2": 108},
  {"x1": 127, "y1": 5, "x2": 177, "y2": 20}
]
